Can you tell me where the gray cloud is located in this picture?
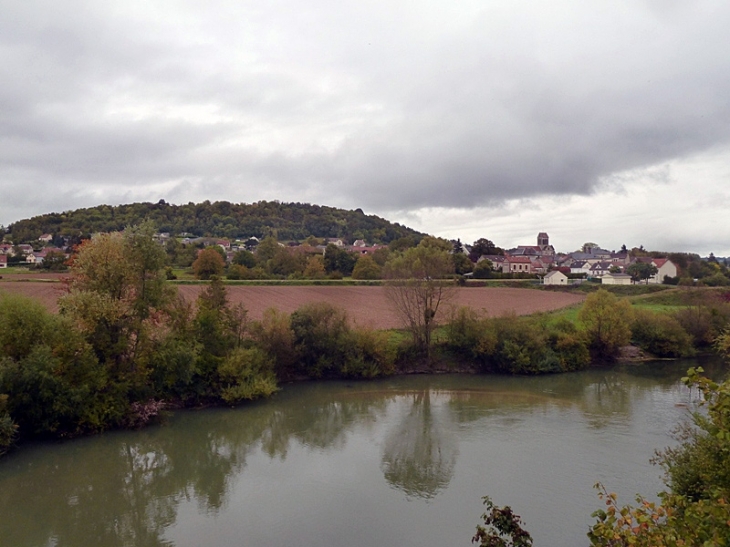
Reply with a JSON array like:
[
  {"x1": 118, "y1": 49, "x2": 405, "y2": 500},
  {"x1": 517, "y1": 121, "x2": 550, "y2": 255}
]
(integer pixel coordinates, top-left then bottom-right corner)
[{"x1": 1, "y1": 0, "x2": 730, "y2": 227}]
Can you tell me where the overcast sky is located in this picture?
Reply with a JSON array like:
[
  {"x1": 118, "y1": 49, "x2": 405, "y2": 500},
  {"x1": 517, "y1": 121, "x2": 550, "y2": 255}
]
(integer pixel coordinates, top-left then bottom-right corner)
[{"x1": 2, "y1": 1, "x2": 729, "y2": 254}]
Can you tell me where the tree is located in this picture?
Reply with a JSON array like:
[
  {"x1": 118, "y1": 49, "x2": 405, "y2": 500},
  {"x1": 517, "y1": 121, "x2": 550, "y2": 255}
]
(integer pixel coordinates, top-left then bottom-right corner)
[
  {"x1": 193, "y1": 248, "x2": 226, "y2": 280},
  {"x1": 303, "y1": 255, "x2": 326, "y2": 279},
  {"x1": 59, "y1": 225, "x2": 173, "y2": 372},
  {"x1": 452, "y1": 252, "x2": 473, "y2": 275},
  {"x1": 626, "y1": 262, "x2": 658, "y2": 284},
  {"x1": 469, "y1": 238, "x2": 500, "y2": 262},
  {"x1": 472, "y1": 260, "x2": 493, "y2": 279},
  {"x1": 39, "y1": 250, "x2": 68, "y2": 271},
  {"x1": 384, "y1": 239, "x2": 455, "y2": 357},
  {"x1": 578, "y1": 289, "x2": 633, "y2": 359},
  {"x1": 352, "y1": 255, "x2": 381, "y2": 280},
  {"x1": 232, "y1": 249, "x2": 256, "y2": 268}
]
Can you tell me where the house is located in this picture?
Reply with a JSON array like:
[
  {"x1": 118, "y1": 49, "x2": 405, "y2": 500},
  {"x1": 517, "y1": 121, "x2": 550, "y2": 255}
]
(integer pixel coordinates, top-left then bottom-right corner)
[
  {"x1": 651, "y1": 258, "x2": 678, "y2": 283},
  {"x1": 0, "y1": 255, "x2": 6, "y2": 268},
  {"x1": 602, "y1": 272, "x2": 632, "y2": 285},
  {"x1": 543, "y1": 270, "x2": 568, "y2": 285},
  {"x1": 326, "y1": 238, "x2": 345, "y2": 247},
  {"x1": 569, "y1": 261, "x2": 591, "y2": 275},
  {"x1": 530, "y1": 258, "x2": 548, "y2": 274},
  {"x1": 505, "y1": 256, "x2": 532, "y2": 274},
  {"x1": 631, "y1": 257, "x2": 678, "y2": 284},
  {"x1": 38, "y1": 234, "x2": 53, "y2": 243},
  {"x1": 352, "y1": 239, "x2": 367, "y2": 247},
  {"x1": 588, "y1": 261, "x2": 614, "y2": 278}
]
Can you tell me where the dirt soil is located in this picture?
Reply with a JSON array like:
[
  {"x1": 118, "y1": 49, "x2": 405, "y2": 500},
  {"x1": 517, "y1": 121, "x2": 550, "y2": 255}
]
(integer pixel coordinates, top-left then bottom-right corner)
[{"x1": 0, "y1": 279, "x2": 585, "y2": 329}]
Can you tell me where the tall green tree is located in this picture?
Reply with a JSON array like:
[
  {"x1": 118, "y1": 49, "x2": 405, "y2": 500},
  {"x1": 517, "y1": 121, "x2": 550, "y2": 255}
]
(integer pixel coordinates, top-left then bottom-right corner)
[{"x1": 626, "y1": 262, "x2": 658, "y2": 284}]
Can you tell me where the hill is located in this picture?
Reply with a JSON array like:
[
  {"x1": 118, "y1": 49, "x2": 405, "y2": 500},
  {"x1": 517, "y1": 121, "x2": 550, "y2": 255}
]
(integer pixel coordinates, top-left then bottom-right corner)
[{"x1": 5, "y1": 200, "x2": 425, "y2": 244}]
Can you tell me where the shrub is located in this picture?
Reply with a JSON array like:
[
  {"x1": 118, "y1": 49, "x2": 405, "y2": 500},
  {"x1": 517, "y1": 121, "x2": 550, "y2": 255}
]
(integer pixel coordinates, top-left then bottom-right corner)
[
  {"x1": 578, "y1": 289, "x2": 633, "y2": 360},
  {"x1": 217, "y1": 347, "x2": 278, "y2": 404},
  {"x1": 546, "y1": 320, "x2": 591, "y2": 371},
  {"x1": 446, "y1": 307, "x2": 482, "y2": 355},
  {"x1": 341, "y1": 327, "x2": 396, "y2": 378},
  {"x1": 674, "y1": 292, "x2": 730, "y2": 347},
  {"x1": 249, "y1": 308, "x2": 298, "y2": 379},
  {"x1": 631, "y1": 309, "x2": 694, "y2": 357},
  {"x1": 0, "y1": 293, "x2": 55, "y2": 361},
  {"x1": 290, "y1": 302, "x2": 351, "y2": 378}
]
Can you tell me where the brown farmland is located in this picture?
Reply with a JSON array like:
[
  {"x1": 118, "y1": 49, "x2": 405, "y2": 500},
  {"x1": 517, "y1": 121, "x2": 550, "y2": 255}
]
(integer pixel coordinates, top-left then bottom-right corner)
[{"x1": 0, "y1": 281, "x2": 584, "y2": 328}]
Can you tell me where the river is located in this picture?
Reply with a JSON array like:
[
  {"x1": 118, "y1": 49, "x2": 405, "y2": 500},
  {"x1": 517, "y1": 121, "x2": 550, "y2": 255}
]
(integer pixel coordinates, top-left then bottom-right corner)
[{"x1": 0, "y1": 357, "x2": 725, "y2": 546}]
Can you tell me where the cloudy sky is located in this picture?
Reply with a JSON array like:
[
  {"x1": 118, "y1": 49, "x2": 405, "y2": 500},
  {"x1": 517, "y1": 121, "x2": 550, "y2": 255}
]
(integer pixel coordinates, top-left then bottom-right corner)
[{"x1": 1, "y1": 0, "x2": 729, "y2": 254}]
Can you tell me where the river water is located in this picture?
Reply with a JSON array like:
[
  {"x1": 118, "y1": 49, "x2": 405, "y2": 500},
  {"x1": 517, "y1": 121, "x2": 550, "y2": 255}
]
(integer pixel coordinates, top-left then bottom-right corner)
[{"x1": 0, "y1": 357, "x2": 725, "y2": 547}]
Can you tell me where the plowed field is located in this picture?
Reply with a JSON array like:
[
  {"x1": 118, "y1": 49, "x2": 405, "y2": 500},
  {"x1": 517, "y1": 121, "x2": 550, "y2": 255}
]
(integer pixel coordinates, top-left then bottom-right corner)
[{"x1": 0, "y1": 281, "x2": 584, "y2": 328}]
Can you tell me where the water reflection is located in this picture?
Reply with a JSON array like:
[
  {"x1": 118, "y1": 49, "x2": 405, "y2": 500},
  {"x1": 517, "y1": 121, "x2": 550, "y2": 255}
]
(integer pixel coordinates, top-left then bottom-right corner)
[
  {"x1": 381, "y1": 390, "x2": 457, "y2": 499},
  {"x1": 0, "y1": 358, "x2": 720, "y2": 547}
]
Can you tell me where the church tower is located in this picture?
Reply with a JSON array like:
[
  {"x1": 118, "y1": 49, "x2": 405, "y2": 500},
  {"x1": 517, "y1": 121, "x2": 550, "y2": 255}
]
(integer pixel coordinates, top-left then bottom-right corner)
[{"x1": 537, "y1": 232, "x2": 549, "y2": 248}]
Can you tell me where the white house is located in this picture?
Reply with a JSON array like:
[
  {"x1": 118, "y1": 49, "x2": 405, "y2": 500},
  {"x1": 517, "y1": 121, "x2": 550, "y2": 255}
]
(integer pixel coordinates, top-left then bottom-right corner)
[
  {"x1": 650, "y1": 259, "x2": 678, "y2": 283},
  {"x1": 543, "y1": 270, "x2": 568, "y2": 285}
]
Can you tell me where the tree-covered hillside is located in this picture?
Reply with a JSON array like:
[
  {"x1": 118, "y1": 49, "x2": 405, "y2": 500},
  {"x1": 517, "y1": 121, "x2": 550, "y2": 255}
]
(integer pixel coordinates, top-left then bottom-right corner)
[{"x1": 5, "y1": 200, "x2": 424, "y2": 244}]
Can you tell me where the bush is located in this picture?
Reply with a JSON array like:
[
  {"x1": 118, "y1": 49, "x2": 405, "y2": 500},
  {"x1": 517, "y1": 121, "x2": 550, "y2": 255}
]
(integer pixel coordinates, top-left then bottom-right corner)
[
  {"x1": 217, "y1": 347, "x2": 278, "y2": 404},
  {"x1": 0, "y1": 293, "x2": 55, "y2": 361},
  {"x1": 249, "y1": 308, "x2": 298, "y2": 380},
  {"x1": 546, "y1": 319, "x2": 591, "y2": 371},
  {"x1": 445, "y1": 307, "x2": 482, "y2": 355},
  {"x1": 674, "y1": 292, "x2": 730, "y2": 347},
  {"x1": 341, "y1": 327, "x2": 396, "y2": 378},
  {"x1": 578, "y1": 289, "x2": 633, "y2": 360},
  {"x1": 631, "y1": 309, "x2": 694, "y2": 357},
  {"x1": 290, "y1": 302, "x2": 350, "y2": 378}
]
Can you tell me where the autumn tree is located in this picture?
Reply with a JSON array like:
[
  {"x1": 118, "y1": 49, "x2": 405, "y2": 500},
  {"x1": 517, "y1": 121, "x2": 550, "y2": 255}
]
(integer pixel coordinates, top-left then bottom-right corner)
[
  {"x1": 193, "y1": 247, "x2": 226, "y2": 280},
  {"x1": 303, "y1": 255, "x2": 326, "y2": 279},
  {"x1": 59, "y1": 223, "x2": 173, "y2": 372},
  {"x1": 384, "y1": 237, "x2": 455, "y2": 358}
]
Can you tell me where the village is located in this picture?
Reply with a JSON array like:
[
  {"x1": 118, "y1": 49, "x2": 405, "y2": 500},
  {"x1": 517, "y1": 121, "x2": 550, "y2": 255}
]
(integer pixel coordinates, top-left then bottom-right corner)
[{"x1": 0, "y1": 229, "x2": 680, "y2": 286}]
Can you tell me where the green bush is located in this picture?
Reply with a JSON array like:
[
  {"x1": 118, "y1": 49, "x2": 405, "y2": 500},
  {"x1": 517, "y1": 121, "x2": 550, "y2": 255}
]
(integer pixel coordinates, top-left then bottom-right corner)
[
  {"x1": 631, "y1": 309, "x2": 694, "y2": 357},
  {"x1": 0, "y1": 293, "x2": 56, "y2": 361},
  {"x1": 341, "y1": 327, "x2": 396, "y2": 378},
  {"x1": 290, "y1": 302, "x2": 351, "y2": 378},
  {"x1": 546, "y1": 320, "x2": 591, "y2": 371},
  {"x1": 249, "y1": 308, "x2": 298, "y2": 379},
  {"x1": 217, "y1": 347, "x2": 278, "y2": 404}
]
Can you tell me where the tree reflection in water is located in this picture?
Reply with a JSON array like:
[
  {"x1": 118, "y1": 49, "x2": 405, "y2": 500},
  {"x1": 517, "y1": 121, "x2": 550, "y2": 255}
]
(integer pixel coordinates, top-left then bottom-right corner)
[{"x1": 381, "y1": 390, "x2": 458, "y2": 500}]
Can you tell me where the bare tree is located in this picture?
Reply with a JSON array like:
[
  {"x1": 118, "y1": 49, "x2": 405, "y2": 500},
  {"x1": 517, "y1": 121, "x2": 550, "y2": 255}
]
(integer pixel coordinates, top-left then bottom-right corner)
[{"x1": 384, "y1": 238, "x2": 455, "y2": 358}]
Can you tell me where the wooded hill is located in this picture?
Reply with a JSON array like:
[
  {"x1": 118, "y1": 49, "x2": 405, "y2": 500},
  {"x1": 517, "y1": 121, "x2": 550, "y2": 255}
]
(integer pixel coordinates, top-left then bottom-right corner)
[{"x1": 5, "y1": 200, "x2": 425, "y2": 244}]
